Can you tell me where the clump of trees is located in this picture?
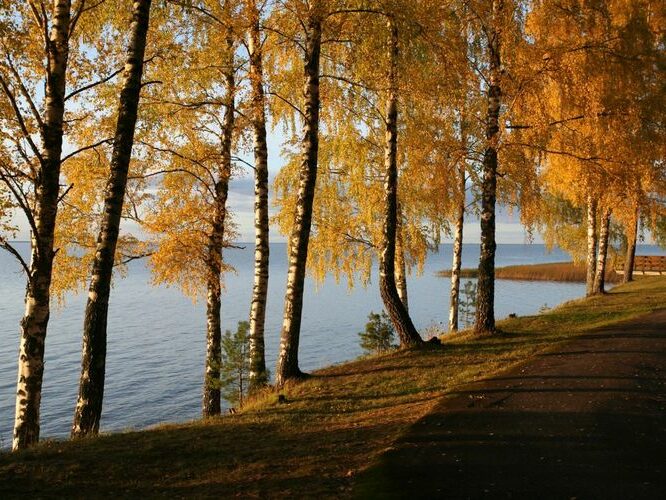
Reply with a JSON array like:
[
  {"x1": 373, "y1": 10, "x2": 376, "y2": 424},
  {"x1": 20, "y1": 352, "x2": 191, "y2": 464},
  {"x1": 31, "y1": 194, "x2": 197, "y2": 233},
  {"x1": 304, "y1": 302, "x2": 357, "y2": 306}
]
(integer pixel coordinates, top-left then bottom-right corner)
[{"x1": 0, "y1": 0, "x2": 663, "y2": 451}]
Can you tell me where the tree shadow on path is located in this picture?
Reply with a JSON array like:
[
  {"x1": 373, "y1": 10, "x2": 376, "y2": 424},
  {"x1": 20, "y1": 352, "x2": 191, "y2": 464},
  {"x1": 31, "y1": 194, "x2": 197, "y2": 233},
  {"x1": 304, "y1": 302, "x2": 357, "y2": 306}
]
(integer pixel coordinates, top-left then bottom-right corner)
[{"x1": 354, "y1": 310, "x2": 666, "y2": 499}]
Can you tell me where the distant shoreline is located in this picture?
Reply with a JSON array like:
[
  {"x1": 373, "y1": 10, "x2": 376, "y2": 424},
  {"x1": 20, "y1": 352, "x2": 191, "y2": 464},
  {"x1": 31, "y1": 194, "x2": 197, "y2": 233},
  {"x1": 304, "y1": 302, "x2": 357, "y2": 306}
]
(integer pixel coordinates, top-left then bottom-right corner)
[{"x1": 437, "y1": 261, "x2": 622, "y2": 283}]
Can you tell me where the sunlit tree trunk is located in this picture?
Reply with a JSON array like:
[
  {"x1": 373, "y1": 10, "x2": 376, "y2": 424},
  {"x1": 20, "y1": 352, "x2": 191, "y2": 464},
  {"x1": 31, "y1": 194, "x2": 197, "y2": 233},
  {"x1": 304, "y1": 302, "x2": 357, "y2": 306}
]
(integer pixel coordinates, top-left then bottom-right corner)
[
  {"x1": 592, "y1": 207, "x2": 612, "y2": 294},
  {"x1": 71, "y1": 0, "x2": 152, "y2": 438},
  {"x1": 474, "y1": 0, "x2": 503, "y2": 335},
  {"x1": 203, "y1": 25, "x2": 235, "y2": 417},
  {"x1": 379, "y1": 17, "x2": 421, "y2": 348},
  {"x1": 12, "y1": 0, "x2": 71, "y2": 451},
  {"x1": 449, "y1": 162, "x2": 465, "y2": 332},
  {"x1": 275, "y1": 10, "x2": 322, "y2": 387},
  {"x1": 203, "y1": 254, "x2": 223, "y2": 416},
  {"x1": 247, "y1": 0, "x2": 269, "y2": 389},
  {"x1": 623, "y1": 203, "x2": 639, "y2": 283},
  {"x1": 395, "y1": 206, "x2": 408, "y2": 311},
  {"x1": 585, "y1": 194, "x2": 598, "y2": 297}
]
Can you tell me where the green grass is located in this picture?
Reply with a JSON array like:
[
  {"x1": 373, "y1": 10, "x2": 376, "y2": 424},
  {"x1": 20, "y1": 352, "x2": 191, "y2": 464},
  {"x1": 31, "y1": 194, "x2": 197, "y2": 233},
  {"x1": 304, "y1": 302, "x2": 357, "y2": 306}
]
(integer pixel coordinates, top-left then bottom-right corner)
[
  {"x1": 1, "y1": 277, "x2": 664, "y2": 498},
  {"x1": 438, "y1": 261, "x2": 621, "y2": 283}
]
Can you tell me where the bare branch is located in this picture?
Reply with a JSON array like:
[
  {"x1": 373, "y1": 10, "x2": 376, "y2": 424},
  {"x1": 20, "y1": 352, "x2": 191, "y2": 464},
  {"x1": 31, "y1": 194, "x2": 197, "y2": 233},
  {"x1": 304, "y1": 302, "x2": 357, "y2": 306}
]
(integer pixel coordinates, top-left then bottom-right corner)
[
  {"x1": 57, "y1": 183, "x2": 74, "y2": 204},
  {"x1": 343, "y1": 232, "x2": 376, "y2": 248},
  {"x1": 0, "y1": 74, "x2": 43, "y2": 163},
  {"x1": 265, "y1": 91, "x2": 305, "y2": 118},
  {"x1": 0, "y1": 168, "x2": 39, "y2": 237},
  {"x1": 65, "y1": 66, "x2": 124, "y2": 101},
  {"x1": 115, "y1": 251, "x2": 154, "y2": 267},
  {"x1": 0, "y1": 238, "x2": 31, "y2": 277},
  {"x1": 231, "y1": 156, "x2": 255, "y2": 171},
  {"x1": 3, "y1": 54, "x2": 44, "y2": 129},
  {"x1": 61, "y1": 137, "x2": 113, "y2": 163}
]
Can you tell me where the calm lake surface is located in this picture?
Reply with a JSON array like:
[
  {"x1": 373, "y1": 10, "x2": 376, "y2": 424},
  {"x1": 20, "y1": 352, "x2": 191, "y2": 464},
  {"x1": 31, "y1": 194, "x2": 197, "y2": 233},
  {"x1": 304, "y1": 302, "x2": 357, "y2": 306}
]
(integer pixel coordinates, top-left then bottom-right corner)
[{"x1": 1, "y1": 242, "x2": 663, "y2": 445}]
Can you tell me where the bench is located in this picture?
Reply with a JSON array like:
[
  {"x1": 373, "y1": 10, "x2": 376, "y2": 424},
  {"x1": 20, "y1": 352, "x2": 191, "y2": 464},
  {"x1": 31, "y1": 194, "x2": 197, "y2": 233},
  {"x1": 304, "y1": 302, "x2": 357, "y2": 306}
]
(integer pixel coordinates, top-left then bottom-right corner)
[{"x1": 616, "y1": 255, "x2": 666, "y2": 275}]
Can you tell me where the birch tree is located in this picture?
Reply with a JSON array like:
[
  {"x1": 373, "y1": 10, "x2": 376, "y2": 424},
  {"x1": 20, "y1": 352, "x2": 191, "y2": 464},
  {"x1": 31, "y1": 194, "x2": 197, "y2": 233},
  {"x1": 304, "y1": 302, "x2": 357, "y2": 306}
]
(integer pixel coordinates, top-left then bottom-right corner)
[
  {"x1": 378, "y1": 13, "x2": 421, "y2": 346},
  {"x1": 272, "y1": 0, "x2": 325, "y2": 386},
  {"x1": 71, "y1": 0, "x2": 153, "y2": 438},
  {"x1": 142, "y1": 0, "x2": 240, "y2": 417},
  {"x1": 245, "y1": 0, "x2": 270, "y2": 389},
  {"x1": 516, "y1": 0, "x2": 665, "y2": 287},
  {"x1": 474, "y1": 0, "x2": 504, "y2": 334},
  {"x1": 1, "y1": 0, "x2": 73, "y2": 451},
  {"x1": 592, "y1": 206, "x2": 612, "y2": 294}
]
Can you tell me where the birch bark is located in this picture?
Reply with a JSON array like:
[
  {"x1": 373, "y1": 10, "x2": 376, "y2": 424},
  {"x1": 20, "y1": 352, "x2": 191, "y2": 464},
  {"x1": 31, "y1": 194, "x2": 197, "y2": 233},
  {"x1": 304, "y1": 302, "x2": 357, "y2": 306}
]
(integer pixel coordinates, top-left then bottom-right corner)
[
  {"x1": 378, "y1": 17, "x2": 421, "y2": 347},
  {"x1": 13, "y1": 0, "x2": 71, "y2": 451},
  {"x1": 203, "y1": 24, "x2": 236, "y2": 416},
  {"x1": 474, "y1": 0, "x2": 503, "y2": 334},
  {"x1": 623, "y1": 204, "x2": 639, "y2": 283},
  {"x1": 71, "y1": 0, "x2": 152, "y2": 437},
  {"x1": 592, "y1": 207, "x2": 612, "y2": 294},
  {"x1": 449, "y1": 162, "x2": 465, "y2": 332},
  {"x1": 275, "y1": 9, "x2": 322, "y2": 387},
  {"x1": 247, "y1": 0, "x2": 270, "y2": 389},
  {"x1": 395, "y1": 208, "x2": 408, "y2": 311},
  {"x1": 585, "y1": 194, "x2": 598, "y2": 297}
]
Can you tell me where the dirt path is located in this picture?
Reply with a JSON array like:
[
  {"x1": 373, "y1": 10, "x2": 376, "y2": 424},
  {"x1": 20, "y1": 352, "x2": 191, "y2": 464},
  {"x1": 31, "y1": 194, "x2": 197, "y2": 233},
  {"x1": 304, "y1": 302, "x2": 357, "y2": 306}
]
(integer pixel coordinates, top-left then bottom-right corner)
[{"x1": 355, "y1": 310, "x2": 666, "y2": 499}]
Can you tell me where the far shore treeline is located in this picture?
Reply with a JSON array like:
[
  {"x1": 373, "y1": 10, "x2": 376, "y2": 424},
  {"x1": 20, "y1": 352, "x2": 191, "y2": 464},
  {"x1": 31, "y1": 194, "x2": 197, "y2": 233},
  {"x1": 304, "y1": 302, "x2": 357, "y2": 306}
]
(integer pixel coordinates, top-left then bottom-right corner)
[{"x1": 0, "y1": 0, "x2": 664, "y2": 452}]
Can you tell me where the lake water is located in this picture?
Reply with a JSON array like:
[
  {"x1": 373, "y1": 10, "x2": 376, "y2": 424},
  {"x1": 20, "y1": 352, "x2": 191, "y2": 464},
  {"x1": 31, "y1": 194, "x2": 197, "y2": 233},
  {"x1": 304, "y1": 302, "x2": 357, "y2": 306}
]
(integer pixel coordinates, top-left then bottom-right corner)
[{"x1": 0, "y1": 242, "x2": 663, "y2": 446}]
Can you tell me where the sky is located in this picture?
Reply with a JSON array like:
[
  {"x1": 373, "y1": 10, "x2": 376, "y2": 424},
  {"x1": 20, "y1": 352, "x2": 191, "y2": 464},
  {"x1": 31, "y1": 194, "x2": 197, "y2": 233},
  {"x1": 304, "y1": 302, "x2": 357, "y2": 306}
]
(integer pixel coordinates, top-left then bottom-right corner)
[
  {"x1": 192, "y1": 131, "x2": 538, "y2": 245},
  {"x1": 8, "y1": 128, "x2": 543, "y2": 245}
]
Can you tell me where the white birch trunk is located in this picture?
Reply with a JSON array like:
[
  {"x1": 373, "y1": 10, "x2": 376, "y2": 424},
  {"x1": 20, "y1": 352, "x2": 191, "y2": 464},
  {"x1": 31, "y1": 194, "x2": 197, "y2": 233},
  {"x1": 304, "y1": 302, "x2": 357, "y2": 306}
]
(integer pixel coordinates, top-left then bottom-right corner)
[
  {"x1": 585, "y1": 194, "x2": 598, "y2": 297},
  {"x1": 275, "y1": 9, "x2": 322, "y2": 387},
  {"x1": 449, "y1": 162, "x2": 465, "y2": 332},
  {"x1": 13, "y1": 0, "x2": 71, "y2": 451},
  {"x1": 593, "y1": 207, "x2": 612, "y2": 294},
  {"x1": 247, "y1": 0, "x2": 270, "y2": 389}
]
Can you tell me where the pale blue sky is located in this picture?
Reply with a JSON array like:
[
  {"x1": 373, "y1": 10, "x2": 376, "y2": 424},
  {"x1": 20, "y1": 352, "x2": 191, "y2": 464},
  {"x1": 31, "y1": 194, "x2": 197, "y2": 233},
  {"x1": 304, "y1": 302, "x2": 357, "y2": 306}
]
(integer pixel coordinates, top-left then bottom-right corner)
[{"x1": 8, "y1": 129, "x2": 536, "y2": 244}]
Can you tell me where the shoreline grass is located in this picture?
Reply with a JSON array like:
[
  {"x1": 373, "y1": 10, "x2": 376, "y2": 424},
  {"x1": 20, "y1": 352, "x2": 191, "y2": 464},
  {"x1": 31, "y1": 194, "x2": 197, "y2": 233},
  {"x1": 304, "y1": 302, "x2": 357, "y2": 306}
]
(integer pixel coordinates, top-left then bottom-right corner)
[
  {"x1": 1, "y1": 277, "x2": 664, "y2": 498},
  {"x1": 437, "y1": 261, "x2": 622, "y2": 283}
]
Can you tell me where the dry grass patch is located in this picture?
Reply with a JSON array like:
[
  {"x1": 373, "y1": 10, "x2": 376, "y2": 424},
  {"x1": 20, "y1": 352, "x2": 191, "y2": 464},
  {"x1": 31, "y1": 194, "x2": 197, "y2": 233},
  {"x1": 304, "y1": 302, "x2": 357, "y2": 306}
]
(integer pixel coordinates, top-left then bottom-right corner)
[{"x1": 439, "y1": 261, "x2": 621, "y2": 283}]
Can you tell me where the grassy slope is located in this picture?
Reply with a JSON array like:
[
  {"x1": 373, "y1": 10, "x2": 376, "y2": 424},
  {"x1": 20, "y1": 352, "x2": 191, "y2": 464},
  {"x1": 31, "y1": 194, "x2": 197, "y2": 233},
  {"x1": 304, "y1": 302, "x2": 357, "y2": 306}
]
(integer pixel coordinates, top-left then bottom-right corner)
[
  {"x1": 438, "y1": 261, "x2": 621, "y2": 283},
  {"x1": 1, "y1": 277, "x2": 665, "y2": 498}
]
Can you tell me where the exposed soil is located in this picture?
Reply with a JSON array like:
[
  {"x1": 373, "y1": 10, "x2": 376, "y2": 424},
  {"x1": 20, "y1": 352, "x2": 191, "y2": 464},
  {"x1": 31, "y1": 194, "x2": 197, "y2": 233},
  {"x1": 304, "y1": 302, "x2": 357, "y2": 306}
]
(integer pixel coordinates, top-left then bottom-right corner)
[{"x1": 355, "y1": 310, "x2": 666, "y2": 499}]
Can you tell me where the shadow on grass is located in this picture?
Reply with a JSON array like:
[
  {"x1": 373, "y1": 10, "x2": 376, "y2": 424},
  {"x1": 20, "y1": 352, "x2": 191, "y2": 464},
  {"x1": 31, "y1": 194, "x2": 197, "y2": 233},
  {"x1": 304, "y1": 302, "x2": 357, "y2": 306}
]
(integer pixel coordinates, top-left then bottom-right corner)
[{"x1": 354, "y1": 410, "x2": 666, "y2": 499}]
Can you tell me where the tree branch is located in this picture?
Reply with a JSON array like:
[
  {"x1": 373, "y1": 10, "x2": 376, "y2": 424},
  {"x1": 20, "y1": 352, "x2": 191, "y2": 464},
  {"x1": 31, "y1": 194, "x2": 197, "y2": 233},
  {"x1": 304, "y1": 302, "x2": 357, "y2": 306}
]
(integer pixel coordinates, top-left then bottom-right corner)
[
  {"x1": 65, "y1": 66, "x2": 124, "y2": 101},
  {"x1": 265, "y1": 91, "x2": 304, "y2": 118},
  {"x1": 0, "y1": 238, "x2": 31, "y2": 277},
  {"x1": 61, "y1": 137, "x2": 113, "y2": 163},
  {"x1": 0, "y1": 74, "x2": 43, "y2": 163}
]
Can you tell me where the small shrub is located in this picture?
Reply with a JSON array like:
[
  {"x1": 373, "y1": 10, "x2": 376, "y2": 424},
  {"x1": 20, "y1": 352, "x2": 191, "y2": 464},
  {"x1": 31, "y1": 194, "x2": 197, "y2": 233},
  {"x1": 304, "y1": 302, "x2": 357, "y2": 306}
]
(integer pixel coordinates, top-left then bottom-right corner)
[
  {"x1": 460, "y1": 280, "x2": 478, "y2": 328},
  {"x1": 423, "y1": 322, "x2": 444, "y2": 339},
  {"x1": 358, "y1": 311, "x2": 396, "y2": 354},
  {"x1": 221, "y1": 321, "x2": 251, "y2": 409}
]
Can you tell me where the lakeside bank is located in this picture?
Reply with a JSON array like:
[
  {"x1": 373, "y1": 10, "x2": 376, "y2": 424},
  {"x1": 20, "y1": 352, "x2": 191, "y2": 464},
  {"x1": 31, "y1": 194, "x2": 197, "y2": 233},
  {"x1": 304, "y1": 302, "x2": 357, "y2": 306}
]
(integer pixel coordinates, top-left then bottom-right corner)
[
  {"x1": 438, "y1": 261, "x2": 622, "y2": 283},
  {"x1": 1, "y1": 276, "x2": 665, "y2": 498}
]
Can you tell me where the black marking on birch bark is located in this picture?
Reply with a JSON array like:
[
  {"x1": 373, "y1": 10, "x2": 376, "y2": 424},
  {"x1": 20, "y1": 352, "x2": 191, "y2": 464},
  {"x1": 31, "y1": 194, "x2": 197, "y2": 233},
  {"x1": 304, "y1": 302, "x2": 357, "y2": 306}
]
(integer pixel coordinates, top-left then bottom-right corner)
[{"x1": 623, "y1": 203, "x2": 639, "y2": 283}]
